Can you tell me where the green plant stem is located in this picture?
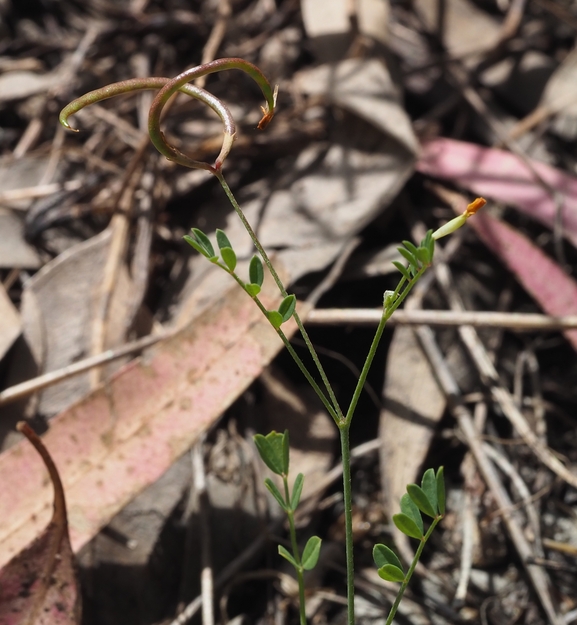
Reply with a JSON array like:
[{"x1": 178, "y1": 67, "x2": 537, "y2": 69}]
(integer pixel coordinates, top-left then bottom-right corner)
[
  {"x1": 336, "y1": 265, "x2": 428, "y2": 625},
  {"x1": 343, "y1": 266, "x2": 426, "y2": 428},
  {"x1": 283, "y1": 476, "x2": 307, "y2": 625},
  {"x1": 227, "y1": 271, "x2": 339, "y2": 423},
  {"x1": 385, "y1": 517, "x2": 442, "y2": 625},
  {"x1": 338, "y1": 424, "x2": 355, "y2": 625},
  {"x1": 216, "y1": 171, "x2": 344, "y2": 422}
]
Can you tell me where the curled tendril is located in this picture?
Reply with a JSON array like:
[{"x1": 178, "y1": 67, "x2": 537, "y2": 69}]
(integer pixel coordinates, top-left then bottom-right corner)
[
  {"x1": 59, "y1": 58, "x2": 277, "y2": 173},
  {"x1": 148, "y1": 58, "x2": 277, "y2": 172}
]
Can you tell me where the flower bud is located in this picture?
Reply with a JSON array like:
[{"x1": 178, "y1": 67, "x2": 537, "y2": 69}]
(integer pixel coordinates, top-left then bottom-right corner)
[{"x1": 432, "y1": 197, "x2": 486, "y2": 240}]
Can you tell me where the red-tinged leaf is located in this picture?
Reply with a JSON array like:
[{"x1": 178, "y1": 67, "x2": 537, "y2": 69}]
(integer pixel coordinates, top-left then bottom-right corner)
[
  {"x1": 0, "y1": 423, "x2": 81, "y2": 625},
  {"x1": 417, "y1": 138, "x2": 577, "y2": 249},
  {"x1": 471, "y1": 211, "x2": 577, "y2": 352},
  {"x1": 0, "y1": 268, "x2": 297, "y2": 568}
]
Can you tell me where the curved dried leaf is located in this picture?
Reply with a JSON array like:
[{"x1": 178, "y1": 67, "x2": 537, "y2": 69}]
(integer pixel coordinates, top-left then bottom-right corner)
[{"x1": 0, "y1": 423, "x2": 81, "y2": 625}]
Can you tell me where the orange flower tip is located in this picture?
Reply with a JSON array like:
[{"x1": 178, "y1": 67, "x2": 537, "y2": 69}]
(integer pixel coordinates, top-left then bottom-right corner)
[{"x1": 465, "y1": 197, "x2": 486, "y2": 216}]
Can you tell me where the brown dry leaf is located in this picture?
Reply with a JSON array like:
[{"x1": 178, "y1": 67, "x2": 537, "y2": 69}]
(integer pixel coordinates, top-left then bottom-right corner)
[
  {"x1": 0, "y1": 155, "x2": 52, "y2": 211},
  {"x1": 20, "y1": 228, "x2": 135, "y2": 416},
  {"x1": 379, "y1": 326, "x2": 445, "y2": 560},
  {"x1": 0, "y1": 265, "x2": 294, "y2": 568},
  {"x1": 0, "y1": 283, "x2": 20, "y2": 362},
  {"x1": 295, "y1": 58, "x2": 418, "y2": 154},
  {"x1": 301, "y1": 0, "x2": 389, "y2": 61},
  {"x1": 539, "y1": 46, "x2": 577, "y2": 139},
  {"x1": 0, "y1": 69, "x2": 63, "y2": 102},
  {"x1": 414, "y1": 0, "x2": 500, "y2": 59},
  {"x1": 0, "y1": 422, "x2": 81, "y2": 625},
  {"x1": 0, "y1": 210, "x2": 41, "y2": 269}
]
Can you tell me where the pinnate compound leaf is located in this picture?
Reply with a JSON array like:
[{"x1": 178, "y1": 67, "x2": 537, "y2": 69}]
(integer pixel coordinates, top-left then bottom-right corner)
[
  {"x1": 266, "y1": 310, "x2": 283, "y2": 329},
  {"x1": 278, "y1": 294, "x2": 296, "y2": 323},
  {"x1": 377, "y1": 564, "x2": 406, "y2": 583},
  {"x1": 421, "y1": 468, "x2": 438, "y2": 514},
  {"x1": 373, "y1": 543, "x2": 403, "y2": 572},
  {"x1": 245, "y1": 283, "x2": 261, "y2": 297},
  {"x1": 302, "y1": 536, "x2": 322, "y2": 570},
  {"x1": 393, "y1": 513, "x2": 423, "y2": 540},
  {"x1": 290, "y1": 473, "x2": 305, "y2": 510},
  {"x1": 407, "y1": 484, "x2": 436, "y2": 518},
  {"x1": 215, "y1": 229, "x2": 233, "y2": 250},
  {"x1": 392, "y1": 261, "x2": 412, "y2": 281},
  {"x1": 278, "y1": 545, "x2": 298, "y2": 568},
  {"x1": 254, "y1": 431, "x2": 287, "y2": 475},
  {"x1": 220, "y1": 247, "x2": 237, "y2": 272},
  {"x1": 400, "y1": 493, "x2": 423, "y2": 534},
  {"x1": 436, "y1": 466, "x2": 446, "y2": 515},
  {"x1": 249, "y1": 255, "x2": 264, "y2": 287},
  {"x1": 264, "y1": 478, "x2": 288, "y2": 511}
]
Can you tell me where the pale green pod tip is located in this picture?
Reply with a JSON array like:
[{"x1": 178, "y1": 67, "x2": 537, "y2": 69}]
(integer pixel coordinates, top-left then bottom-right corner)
[{"x1": 432, "y1": 214, "x2": 467, "y2": 240}]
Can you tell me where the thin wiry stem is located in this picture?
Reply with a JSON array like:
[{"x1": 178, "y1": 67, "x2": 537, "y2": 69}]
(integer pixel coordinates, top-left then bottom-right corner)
[
  {"x1": 385, "y1": 517, "x2": 442, "y2": 625},
  {"x1": 216, "y1": 172, "x2": 344, "y2": 422},
  {"x1": 344, "y1": 265, "x2": 427, "y2": 428},
  {"x1": 282, "y1": 476, "x2": 307, "y2": 625},
  {"x1": 339, "y1": 424, "x2": 355, "y2": 625},
  {"x1": 226, "y1": 270, "x2": 340, "y2": 423}
]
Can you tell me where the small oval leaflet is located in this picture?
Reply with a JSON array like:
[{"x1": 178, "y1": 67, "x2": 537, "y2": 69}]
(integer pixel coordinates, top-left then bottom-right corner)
[
  {"x1": 191, "y1": 228, "x2": 215, "y2": 257},
  {"x1": 420, "y1": 468, "x2": 439, "y2": 515},
  {"x1": 392, "y1": 261, "x2": 411, "y2": 281},
  {"x1": 378, "y1": 564, "x2": 405, "y2": 583},
  {"x1": 392, "y1": 512, "x2": 423, "y2": 540},
  {"x1": 407, "y1": 484, "x2": 437, "y2": 518},
  {"x1": 249, "y1": 255, "x2": 264, "y2": 287},
  {"x1": 397, "y1": 246, "x2": 418, "y2": 268},
  {"x1": 254, "y1": 431, "x2": 287, "y2": 475},
  {"x1": 436, "y1": 466, "x2": 446, "y2": 515},
  {"x1": 215, "y1": 229, "x2": 233, "y2": 250},
  {"x1": 220, "y1": 247, "x2": 237, "y2": 272},
  {"x1": 266, "y1": 310, "x2": 284, "y2": 329},
  {"x1": 400, "y1": 493, "x2": 423, "y2": 533},
  {"x1": 373, "y1": 543, "x2": 403, "y2": 572},
  {"x1": 302, "y1": 536, "x2": 322, "y2": 570},
  {"x1": 278, "y1": 294, "x2": 296, "y2": 323}
]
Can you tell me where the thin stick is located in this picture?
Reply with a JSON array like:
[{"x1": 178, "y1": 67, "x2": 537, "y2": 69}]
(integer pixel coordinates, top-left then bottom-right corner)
[
  {"x1": 0, "y1": 331, "x2": 175, "y2": 407},
  {"x1": 192, "y1": 442, "x2": 214, "y2": 625},
  {"x1": 195, "y1": 0, "x2": 231, "y2": 89},
  {"x1": 305, "y1": 308, "x2": 577, "y2": 330},
  {"x1": 415, "y1": 325, "x2": 562, "y2": 625},
  {"x1": 432, "y1": 258, "x2": 577, "y2": 489}
]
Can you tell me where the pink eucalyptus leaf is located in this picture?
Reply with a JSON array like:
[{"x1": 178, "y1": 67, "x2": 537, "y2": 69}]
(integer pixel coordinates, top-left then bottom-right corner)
[
  {"x1": 470, "y1": 211, "x2": 577, "y2": 352},
  {"x1": 418, "y1": 138, "x2": 577, "y2": 249},
  {"x1": 0, "y1": 268, "x2": 293, "y2": 569}
]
